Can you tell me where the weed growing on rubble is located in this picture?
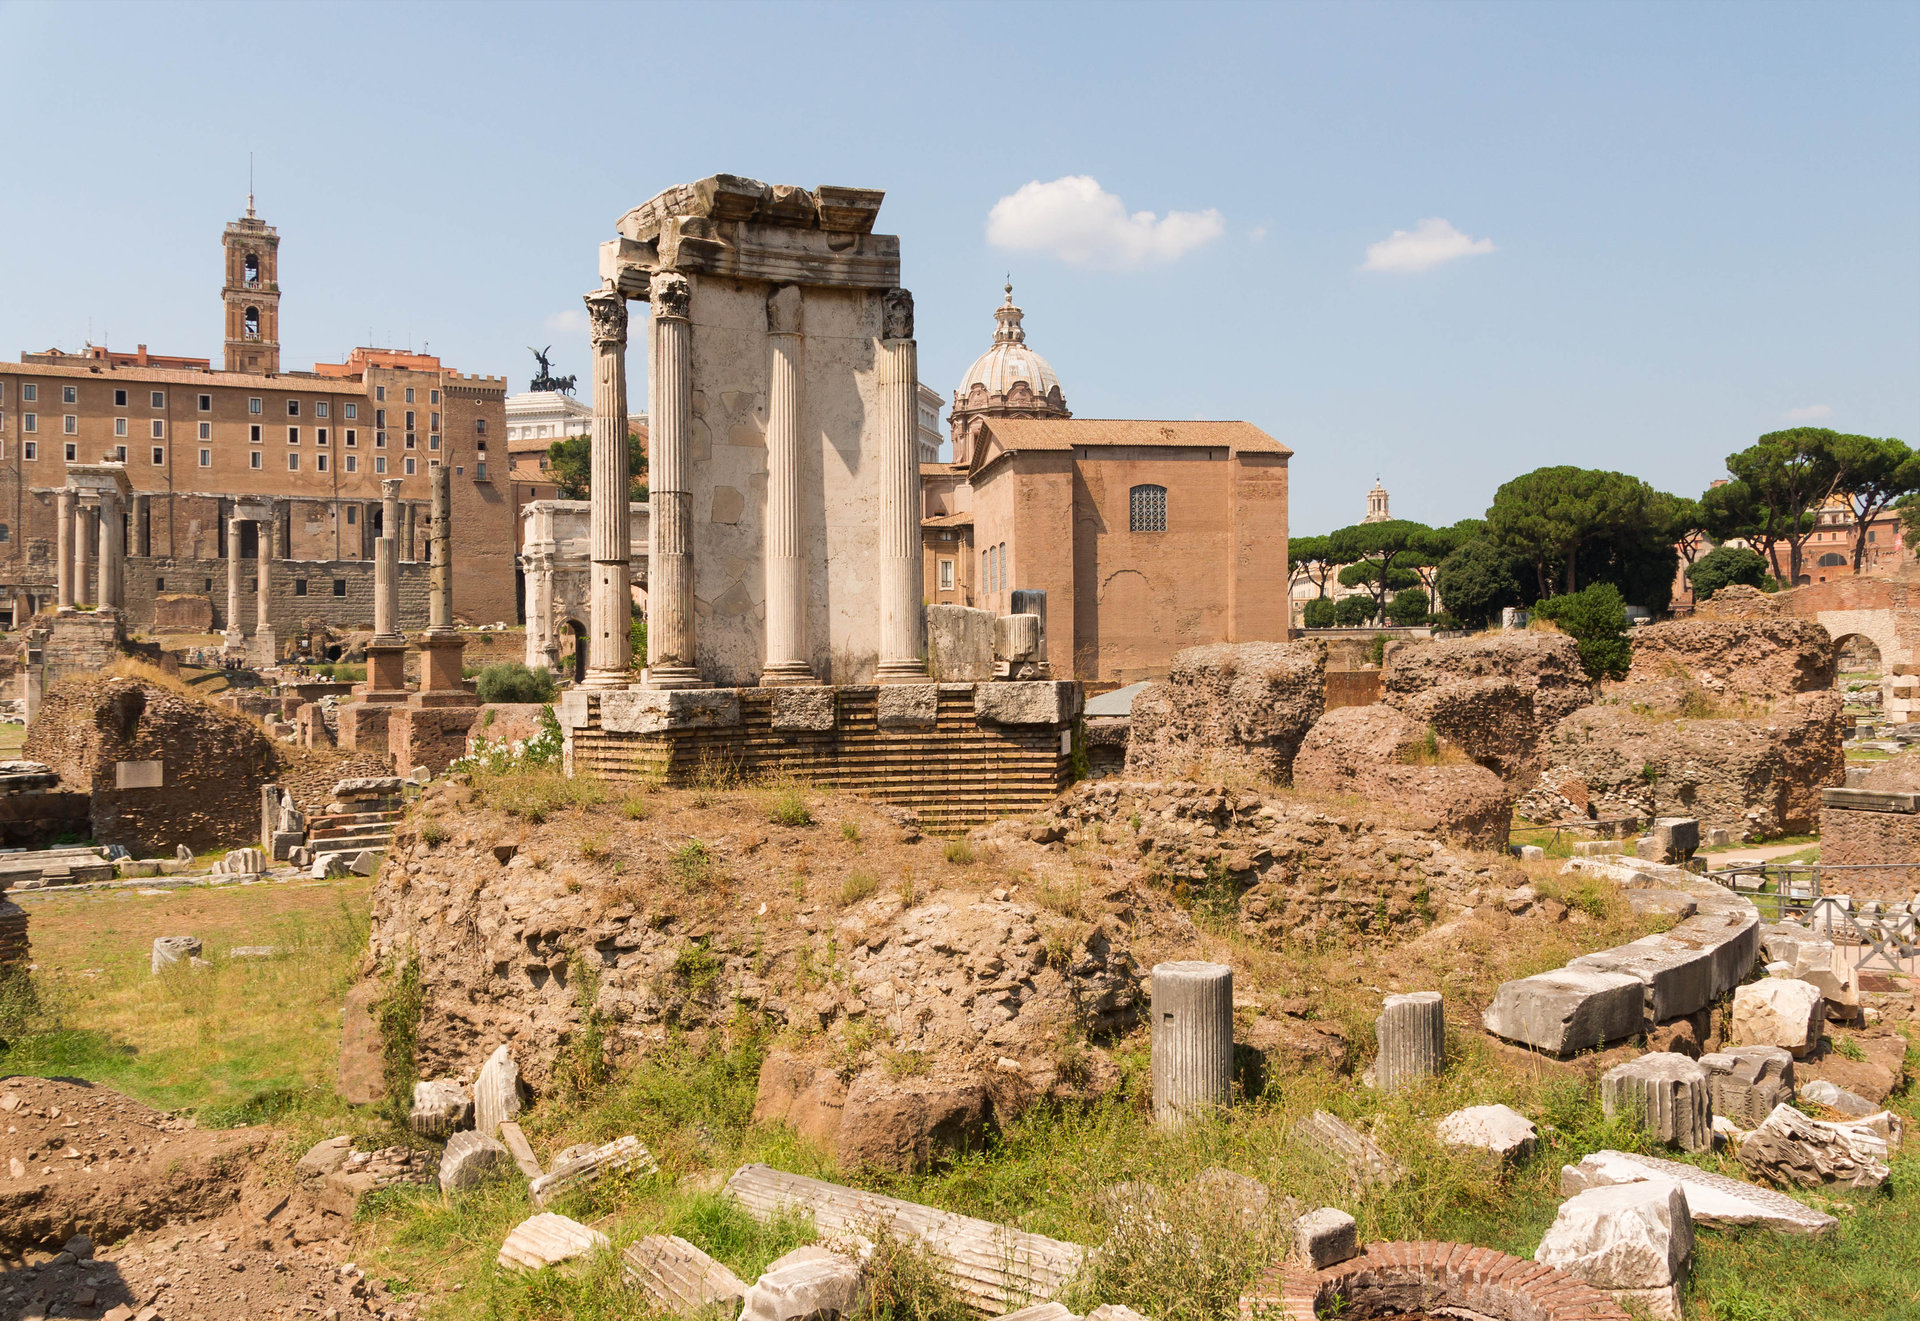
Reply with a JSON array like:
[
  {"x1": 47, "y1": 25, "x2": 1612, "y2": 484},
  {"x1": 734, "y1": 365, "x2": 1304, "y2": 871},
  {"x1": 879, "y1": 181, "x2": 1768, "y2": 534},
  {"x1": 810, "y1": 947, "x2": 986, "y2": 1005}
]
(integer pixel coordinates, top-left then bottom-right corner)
[
  {"x1": 555, "y1": 952, "x2": 610, "y2": 1100},
  {"x1": 842, "y1": 820, "x2": 861, "y2": 842},
  {"x1": 839, "y1": 870, "x2": 877, "y2": 906},
  {"x1": 577, "y1": 833, "x2": 610, "y2": 860},
  {"x1": 473, "y1": 767, "x2": 606, "y2": 823},
  {"x1": 943, "y1": 838, "x2": 975, "y2": 866},
  {"x1": 417, "y1": 819, "x2": 449, "y2": 847},
  {"x1": 374, "y1": 950, "x2": 423, "y2": 1123},
  {"x1": 620, "y1": 794, "x2": 651, "y2": 822},
  {"x1": 769, "y1": 783, "x2": 814, "y2": 827},
  {"x1": 670, "y1": 840, "x2": 717, "y2": 891}
]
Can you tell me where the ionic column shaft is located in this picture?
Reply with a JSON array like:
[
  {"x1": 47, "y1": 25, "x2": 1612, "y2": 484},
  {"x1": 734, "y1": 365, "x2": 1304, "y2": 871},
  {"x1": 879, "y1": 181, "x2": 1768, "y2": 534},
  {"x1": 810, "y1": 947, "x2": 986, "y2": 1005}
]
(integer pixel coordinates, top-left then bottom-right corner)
[
  {"x1": 74, "y1": 507, "x2": 92, "y2": 608},
  {"x1": 875, "y1": 291, "x2": 926, "y2": 681},
  {"x1": 226, "y1": 516, "x2": 244, "y2": 634},
  {"x1": 583, "y1": 287, "x2": 632, "y2": 688},
  {"x1": 54, "y1": 490, "x2": 73, "y2": 609},
  {"x1": 762, "y1": 285, "x2": 813, "y2": 684},
  {"x1": 255, "y1": 508, "x2": 272, "y2": 631},
  {"x1": 645, "y1": 271, "x2": 702, "y2": 688},
  {"x1": 96, "y1": 492, "x2": 118, "y2": 610}
]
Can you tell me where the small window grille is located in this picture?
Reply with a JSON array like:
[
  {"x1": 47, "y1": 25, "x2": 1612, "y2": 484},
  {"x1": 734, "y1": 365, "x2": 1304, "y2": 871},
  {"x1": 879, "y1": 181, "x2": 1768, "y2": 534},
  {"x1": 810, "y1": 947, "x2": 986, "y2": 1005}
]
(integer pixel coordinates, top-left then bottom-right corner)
[{"x1": 1129, "y1": 484, "x2": 1168, "y2": 533}]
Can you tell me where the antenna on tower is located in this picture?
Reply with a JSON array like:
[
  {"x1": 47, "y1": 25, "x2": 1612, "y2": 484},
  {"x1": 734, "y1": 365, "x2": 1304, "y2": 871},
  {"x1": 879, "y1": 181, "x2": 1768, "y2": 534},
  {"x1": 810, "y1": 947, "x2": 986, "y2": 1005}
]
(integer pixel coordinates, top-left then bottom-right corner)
[{"x1": 247, "y1": 153, "x2": 255, "y2": 217}]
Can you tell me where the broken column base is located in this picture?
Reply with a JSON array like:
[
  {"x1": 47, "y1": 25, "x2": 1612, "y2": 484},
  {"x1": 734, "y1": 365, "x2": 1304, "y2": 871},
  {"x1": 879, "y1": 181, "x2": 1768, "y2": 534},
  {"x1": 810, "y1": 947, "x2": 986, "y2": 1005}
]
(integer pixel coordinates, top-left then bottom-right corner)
[
  {"x1": 359, "y1": 640, "x2": 410, "y2": 700},
  {"x1": 339, "y1": 701, "x2": 399, "y2": 754},
  {"x1": 390, "y1": 704, "x2": 480, "y2": 778}
]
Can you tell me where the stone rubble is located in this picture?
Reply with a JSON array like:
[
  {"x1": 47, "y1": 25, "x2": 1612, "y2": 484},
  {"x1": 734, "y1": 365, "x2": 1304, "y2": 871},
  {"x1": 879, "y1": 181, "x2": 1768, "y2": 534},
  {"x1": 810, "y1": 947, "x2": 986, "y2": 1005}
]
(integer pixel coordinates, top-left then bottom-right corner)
[
  {"x1": 528, "y1": 1134, "x2": 657, "y2": 1207},
  {"x1": 740, "y1": 1245, "x2": 864, "y2": 1321},
  {"x1": 149, "y1": 935, "x2": 202, "y2": 974},
  {"x1": 1436, "y1": 1104, "x2": 1537, "y2": 1162},
  {"x1": 621, "y1": 1234, "x2": 750, "y2": 1316},
  {"x1": 1698, "y1": 1046, "x2": 1795, "y2": 1128},
  {"x1": 408, "y1": 1078, "x2": 471, "y2": 1137},
  {"x1": 496, "y1": 1212, "x2": 608, "y2": 1271},
  {"x1": 1534, "y1": 1181, "x2": 1694, "y2": 1321},
  {"x1": 1737, "y1": 1102, "x2": 1891, "y2": 1190},
  {"x1": 1731, "y1": 979, "x2": 1825, "y2": 1057},
  {"x1": 1561, "y1": 1149, "x2": 1836, "y2": 1236},
  {"x1": 472, "y1": 1043, "x2": 523, "y2": 1137},
  {"x1": 1600, "y1": 1053, "x2": 1712, "y2": 1153},
  {"x1": 438, "y1": 1130, "x2": 514, "y2": 1193},
  {"x1": 1292, "y1": 1207, "x2": 1359, "y2": 1270}
]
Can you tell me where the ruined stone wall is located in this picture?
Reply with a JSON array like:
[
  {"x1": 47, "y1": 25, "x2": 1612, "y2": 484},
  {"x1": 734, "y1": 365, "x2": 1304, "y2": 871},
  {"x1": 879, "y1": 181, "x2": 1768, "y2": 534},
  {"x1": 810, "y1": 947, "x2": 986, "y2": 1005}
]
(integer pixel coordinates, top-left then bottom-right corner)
[
  {"x1": 1125, "y1": 641, "x2": 1326, "y2": 784},
  {"x1": 125, "y1": 556, "x2": 431, "y2": 634},
  {"x1": 1378, "y1": 632, "x2": 1593, "y2": 783},
  {"x1": 23, "y1": 674, "x2": 278, "y2": 853},
  {"x1": 1292, "y1": 704, "x2": 1512, "y2": 850},
  {"x1": 1626, "y1": 616, "x2": 1835, "y2": 698}
]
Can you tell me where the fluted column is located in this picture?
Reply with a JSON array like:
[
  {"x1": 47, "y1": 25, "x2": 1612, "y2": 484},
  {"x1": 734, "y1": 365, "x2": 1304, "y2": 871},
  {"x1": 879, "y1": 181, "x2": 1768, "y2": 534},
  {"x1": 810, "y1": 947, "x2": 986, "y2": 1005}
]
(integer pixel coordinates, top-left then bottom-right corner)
[
  {"x1": 373, "y1": 539, "x2": 399, "y2": 639},
  {"x1": 875, "y1": 288, "x2": 926, "y2": 681},
  {"x1": 1151, "y1": 960, "x2": 1234, "y2": 1126},
  {"x1": 583, "y1": 286, "x2": 633, "y2": 688},
  {"x1": 644, "y1": 270, "x2": 703, "y2": 688},
  {"x1": 74, "y1": 505, "x2": 93, "y2": 608},
  {"x1": 96, "y1": 490, "x2": 119, "y2": 610},
  {"x1": 381, "y1": 478, "x2": 400, "y2": 552},
  {"x1": 1374, "y1": 991, "x2": 1445, "y2": 1092},
  {"x1": 54, "y1": 489, "x2": 73, "y2": 610},
  {"x1": 762, "y1": 284, "x2": 814, "y2": 685},
  {"x1": 225, "y1": 515, "x2": 244, "y2": 639},
  {"x1": 402, "y1": 504, "x2": 417, "y2": 561},
  {"x1": 255, "y1": 506, "x2": 273, "y2": 632}
]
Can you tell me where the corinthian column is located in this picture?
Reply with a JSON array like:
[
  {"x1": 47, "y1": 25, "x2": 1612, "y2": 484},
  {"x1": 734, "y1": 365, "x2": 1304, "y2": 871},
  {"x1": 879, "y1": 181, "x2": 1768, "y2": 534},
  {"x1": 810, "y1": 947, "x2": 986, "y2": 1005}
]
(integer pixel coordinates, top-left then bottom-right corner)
[
  {"x1": 255, "y1": 504, "x2": 273, "y2": 633},
  {"x1": 225, "y1": 515, "x2": 244, "y2": 643},
  {"x1": 875, "y1": 288, "x2": 926, "y2": 681},
  {"x1": 54, "y1": 489, "x2": 73, "y2": 610},
  {"x1": 74, "y1": 505, "x2": 93, "y2": 608},
  {"x1": 644, "y1": 269, "x2": 704, "y2": 689},
  {"x1": 761, "y1": 284, "x2": 814, "y2": 685},
  {"x1": 96, "y1": 490, "x2": 118, "y2": 610},
  {"x1": 582, "y1": 286, "x2": 633, "y2": 689}
]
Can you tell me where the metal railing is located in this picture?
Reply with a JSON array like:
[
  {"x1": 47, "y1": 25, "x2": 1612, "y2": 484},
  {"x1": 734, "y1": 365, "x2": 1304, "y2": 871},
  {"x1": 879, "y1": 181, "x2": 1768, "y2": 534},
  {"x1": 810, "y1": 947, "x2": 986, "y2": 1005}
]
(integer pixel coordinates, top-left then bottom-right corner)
[{"x1": 1708, "y1": 861, "x2": 1920, "y2": 974}]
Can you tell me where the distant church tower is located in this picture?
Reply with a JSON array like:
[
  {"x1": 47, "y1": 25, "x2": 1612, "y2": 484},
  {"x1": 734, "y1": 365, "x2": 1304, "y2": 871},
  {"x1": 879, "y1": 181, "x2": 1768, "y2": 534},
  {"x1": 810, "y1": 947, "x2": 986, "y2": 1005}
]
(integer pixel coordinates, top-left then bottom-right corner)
[
  {"x1": 1363, "y1": 478, "x2": 1391, "y2": 524},
  {"x1": 222, "y1": 193, "x2": 281, "y2": 374}
]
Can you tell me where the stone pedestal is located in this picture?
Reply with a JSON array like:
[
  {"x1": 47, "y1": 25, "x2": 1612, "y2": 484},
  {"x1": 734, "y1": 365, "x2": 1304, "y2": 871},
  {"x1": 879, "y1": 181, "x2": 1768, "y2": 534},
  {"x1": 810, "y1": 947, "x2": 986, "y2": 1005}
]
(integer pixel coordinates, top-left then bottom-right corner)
[
  {"x1": 360, "y1": 640, "x2": 410, "y2": 701},
  {"x1": 1151, "y1": 960, "x2": 1233, "y2": 1126},
  {"x1": 338, "y1": 701, "x2": 397, "y2": 753},
  {"x1": 246, "y1": 627, "x2": 279, "y2": 669},
  {"x1": 1374, "y1": 991, "x2": 1445, "y2": 1092},
  {"x1": 415, "y1": 633, "x2": 472, "y2": 704},
  {"x1": 389, "y1": 705, "x2": 479, "y2": 778}
]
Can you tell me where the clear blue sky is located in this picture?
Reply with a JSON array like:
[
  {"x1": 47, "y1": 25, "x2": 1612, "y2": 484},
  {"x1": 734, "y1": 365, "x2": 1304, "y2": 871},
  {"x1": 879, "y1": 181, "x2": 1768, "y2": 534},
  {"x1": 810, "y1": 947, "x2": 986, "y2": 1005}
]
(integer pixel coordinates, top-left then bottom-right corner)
[{"x1": 2, "y1": 0, "x2": 1914, "y2": 534}]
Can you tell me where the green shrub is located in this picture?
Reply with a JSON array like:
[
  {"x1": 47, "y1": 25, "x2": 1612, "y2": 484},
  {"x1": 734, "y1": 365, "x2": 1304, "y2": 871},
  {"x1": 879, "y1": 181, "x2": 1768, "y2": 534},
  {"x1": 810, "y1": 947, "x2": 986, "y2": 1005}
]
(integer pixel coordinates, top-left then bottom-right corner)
[
  {"x1": 1301, "y1": 597, "x2": 1337, "y2": 629},
  {"x1": 1334, "y1": 594, "x2": 1376, "y2": 627},
  {"x1": 769, "y1": 785, "x2": 813, "y2": 827},
  {"x1": 475, "y1": 661, "x2": 556, "y2": 705},
  {"x1": 943, "y1": 838, "x2": 974, "y2": 866},
  {"x1": 1386, "y1": 586, "x2": 1429, "y2": 626},
  {"x1": 1533, "y1": 582, "x2": 1632, "y2": 680},
  {"x1": 1686, "y1": 545, "x2": 1770, "y2": 601}
]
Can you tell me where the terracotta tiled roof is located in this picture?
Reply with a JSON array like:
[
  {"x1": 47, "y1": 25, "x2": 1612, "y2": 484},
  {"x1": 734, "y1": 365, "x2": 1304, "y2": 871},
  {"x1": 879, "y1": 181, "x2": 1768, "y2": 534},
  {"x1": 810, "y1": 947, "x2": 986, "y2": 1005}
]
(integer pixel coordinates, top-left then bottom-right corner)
[
  {"x1": 978, "y1": 417, "x2": 1290, "y2": 456},
  {"x1": 922, "y1": 511, "x2": 974, "y2": 528}
]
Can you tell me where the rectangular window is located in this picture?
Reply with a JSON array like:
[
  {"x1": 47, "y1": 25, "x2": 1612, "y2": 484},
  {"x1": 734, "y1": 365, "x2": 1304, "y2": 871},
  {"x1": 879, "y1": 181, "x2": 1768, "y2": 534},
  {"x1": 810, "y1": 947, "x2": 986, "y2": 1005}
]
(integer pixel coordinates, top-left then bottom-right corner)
[
  {"x1": 115, "y1": 418, "x2": 128, "y2": 437},
  {"x1": 316, "y1": 453, "x2": 329, "y2": 472},
  {"x1": 250, "y1": 451, "x2": 262, "y2": 469},
  {"x1": 64, "y1": 443, "x2": 77, "y2": 462},
  {"x1": 347, "y1": 506, "x2": 358, "y2": 525},
  {"x1": 405, "y1": 433, "x2": 416, "y2": 449},
  {"x1": 150, "y1": 391, "x2": 164, "y2": 408},
  {"x1": 250, "y1": 424, "x2": 262, "y2": 443},
  {"x1": 939, "y1": 558, "x2": 955, "y2": 590},
  {"x1": 63, "y1": 386, "x2": 78, "y2": 405},
  {"x1": 332, "y1": 579, "x2": 347, "y2": 597},
  {"x1": 287, "y1": 426, "x2": 299, "y2": 444},
  {"x1": 316, "y1": 427, "x2": 328, "y2": 445},
  {"x1": 154, "y1": 578, "x2": 163, "y2": 592},
  {"x1": 151, "y1": 446, "x2": 165, "y2": 466},
  {"x1": 198, "y1": 393, "x2": 211, "y2": 411},
  {"x1": 248, "y1": 397, "x2": 262, "y2": 414},
  {"x1": 375, "y1": 385, "x2": 386, "y2": 402},
  {"x1": 344, "y1": 429, "x2": 357, "y2": 446},
  {"x1": 63, "y1": 415, "x2": 77, "y2": 435},
  {"x1": 430, "y1": 411, "x2": 440, "y2": 430},
  {"x1": 405, "y1": 410, "x2": 415, "y2": 430},
  {"x1": 21, "y1": 384, "x2": 36, "y2": 402},
  {"x1": 345, "y1": 454, "x2": 358, "y2": 473},
  {"x1": 344, "y1": 402, "x2": 357, "y2": 419},
  {"x1": 0, "y1": 411, "x2": 5, "y2": 432},
  {"x1": 114, "y1": 445, "x2": 126, "y2": 462},
  {"x1": 151, "y1": 419, "x2": 164, "y2": 439},
  {"x1": 404, "y1": 387, "x2": 415, "y2": 404},
  {"x1": 475, "y1": 419, "x2": 486, "y2": 435},
  {"x1": 23, "y1": 414, "x2": 36, "y2": 433},
  {"x1": 287, "y1": 399, "x2": 300, "y2": 417},
  {"x1": 429, "y1": 433, "x2": 440, "y2": 451},
  {"x1": 294, "y1": 579, "x2": 308, "y2": 597},
  {"x1": 197, "y1": 421, "x2": 211, "y2": 440},
  {"x1": 113, "y1": 388, "x2": 127, "y2": 407},
  {"x1": 375, "y1": 409, "x2": 386, "y2": 428},
  {"x1": 288, "y1": 453, "x2": 300, "y2": 471},
  {"x1": 23, "y1": 442, "x2": 35, "y2": 460},
  {"x1": 376, "y1": 431, "x2": 387, "y2": 448},
  {"x1": 315, "y1": 401, "x2": 329, "y2": 418},
  {"x1": 375, "y1": 456, "x2": 387, "y2": 474},
  {"x1": 1129, "y1": 483, "x2": 1168, "y2": 533},
  {"x1": 198, "y1": 448, "x2": 212, "y2": 468},
  {"x1": 405, "y1": 456, "x2": 417, "y2": 475},
  {"x1": 430, "y1": 389, "x2": 439, "y2": 405}
]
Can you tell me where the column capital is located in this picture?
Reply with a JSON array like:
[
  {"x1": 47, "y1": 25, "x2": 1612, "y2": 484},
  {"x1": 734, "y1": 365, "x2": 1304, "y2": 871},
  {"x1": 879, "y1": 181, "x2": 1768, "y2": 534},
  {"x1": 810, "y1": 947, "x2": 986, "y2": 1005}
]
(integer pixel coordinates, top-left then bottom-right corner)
[
  {"x1": 650, "y1": 270, "x2": 692, "y2": 320},
  {"x1": 380, "y1": 478, "x2": 401, "y2": 501},
  {"x1": 585, "y1": 286, "x2": 629, "y2": 346},
  {"x1": 882, "y1": 286, "x2": 914, "y2": 341}
]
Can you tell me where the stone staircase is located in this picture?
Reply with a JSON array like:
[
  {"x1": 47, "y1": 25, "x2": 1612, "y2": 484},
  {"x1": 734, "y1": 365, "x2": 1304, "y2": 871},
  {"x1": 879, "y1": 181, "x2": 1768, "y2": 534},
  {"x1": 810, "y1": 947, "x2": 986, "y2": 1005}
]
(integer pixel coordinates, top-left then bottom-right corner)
[{"x1": 307, "y1": 777, "x2": 408, "y2": 877}]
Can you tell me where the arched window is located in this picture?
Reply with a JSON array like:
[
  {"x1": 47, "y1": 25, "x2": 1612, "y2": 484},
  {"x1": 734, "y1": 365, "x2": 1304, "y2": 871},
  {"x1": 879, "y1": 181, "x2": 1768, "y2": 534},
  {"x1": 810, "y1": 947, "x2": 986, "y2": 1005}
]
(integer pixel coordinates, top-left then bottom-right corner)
[
  {"x1": 1817, "y1": 552, "x2": 1847, "y2": 568},
  {"x1": 244, "y1": 306, "x2": 260, "y2": 340},
  {"x1": 244, "y1": 253, "x2": 260, "y2": 286},
  {"x1": 1130, "y1": 483, "x2": 1167, "y2": 532}
]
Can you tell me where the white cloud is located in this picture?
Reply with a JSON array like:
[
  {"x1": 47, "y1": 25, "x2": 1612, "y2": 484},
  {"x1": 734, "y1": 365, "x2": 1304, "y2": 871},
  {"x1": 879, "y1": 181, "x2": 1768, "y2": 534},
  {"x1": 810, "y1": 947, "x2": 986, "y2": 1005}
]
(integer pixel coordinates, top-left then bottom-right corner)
[
  {"x1": 1361, "y1": 217, "x2": 1496, "y2": 273},
  {"x1": 544, "y1": 308, "x2": 588, "y2": 333},
  {"x1": 1783, "y1": 404, "x2": 1833, "y2": 423},
  {"x1": 1249, "y1": 224, "x2": 1269, "y2": 242},
  {"x1": 986, "y1": 176, "x2": 1225, "y2": 268}
]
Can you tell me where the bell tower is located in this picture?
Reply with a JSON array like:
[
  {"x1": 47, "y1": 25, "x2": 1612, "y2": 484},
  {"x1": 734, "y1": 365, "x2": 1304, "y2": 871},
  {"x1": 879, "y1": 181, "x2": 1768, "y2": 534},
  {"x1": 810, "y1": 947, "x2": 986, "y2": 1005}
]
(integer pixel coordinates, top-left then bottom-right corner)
[{"x1": 222, "y1": 191, "x2": 280, "y2": 374}]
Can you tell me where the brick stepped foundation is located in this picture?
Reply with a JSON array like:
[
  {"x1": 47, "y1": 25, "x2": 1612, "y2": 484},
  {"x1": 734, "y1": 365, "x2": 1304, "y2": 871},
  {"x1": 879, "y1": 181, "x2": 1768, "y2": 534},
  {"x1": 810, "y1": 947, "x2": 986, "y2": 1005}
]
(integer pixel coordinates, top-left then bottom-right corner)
[{"x1": 308, "y1": 787, "x2": 406, "y2": 867}]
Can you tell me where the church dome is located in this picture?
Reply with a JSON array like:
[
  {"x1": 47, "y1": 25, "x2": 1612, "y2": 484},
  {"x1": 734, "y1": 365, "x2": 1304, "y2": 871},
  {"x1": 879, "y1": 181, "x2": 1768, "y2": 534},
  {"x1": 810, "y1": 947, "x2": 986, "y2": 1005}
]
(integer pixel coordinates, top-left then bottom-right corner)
[{"x1": 955, "y1": 284, "x2": 1067, "y2": 410}]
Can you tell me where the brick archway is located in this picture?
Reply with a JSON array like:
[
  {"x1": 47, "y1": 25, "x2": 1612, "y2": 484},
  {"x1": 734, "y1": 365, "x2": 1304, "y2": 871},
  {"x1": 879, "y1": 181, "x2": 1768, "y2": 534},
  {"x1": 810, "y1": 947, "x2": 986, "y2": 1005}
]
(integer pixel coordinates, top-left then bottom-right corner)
[{"x1": 1239, "y1": 1242, "x2": 1630, "y2": 1320}]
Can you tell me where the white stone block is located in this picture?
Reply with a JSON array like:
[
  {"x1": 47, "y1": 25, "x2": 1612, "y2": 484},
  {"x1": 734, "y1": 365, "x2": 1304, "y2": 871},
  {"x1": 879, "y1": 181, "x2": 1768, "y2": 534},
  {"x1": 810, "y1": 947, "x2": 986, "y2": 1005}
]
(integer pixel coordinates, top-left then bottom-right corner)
[
  {"x1": 497, "y1": 1213, "x2": 608, "y2": 1270},
  {"x1": 1436, "y1": 1103, "x2": 1537, "y2": 1161},
  {"x1": 151, "y1": 935, "x2": 201, "y2": 974},
  {"x1": 1731, "y1": 979, "x2": 1824, "y2": 1057},
  {"x1": 1560, "y1": 1149, "x2": 1835, "y2": 1236},
  {"x1": 741, "y1": 1249, "x2": 863, "y2": 1321},
  {"x1": 1292, "y1": 1206, "x2": 1358, "y2": 1269},
  {"x1": 1534, "y1": 1181, "x2": 1692, "y2": 1319},
  {"x1": 473, "y1": 1043, "x2": 523, "y2": 1137}
]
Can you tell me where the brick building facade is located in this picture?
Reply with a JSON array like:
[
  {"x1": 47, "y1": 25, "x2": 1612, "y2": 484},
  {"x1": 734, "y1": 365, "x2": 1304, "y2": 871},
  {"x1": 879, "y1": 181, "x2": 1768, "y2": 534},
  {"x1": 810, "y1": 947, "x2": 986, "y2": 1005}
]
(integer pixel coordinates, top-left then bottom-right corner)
[{"x1": 0, "y1": 203, "x2": 515, "y2": 632}]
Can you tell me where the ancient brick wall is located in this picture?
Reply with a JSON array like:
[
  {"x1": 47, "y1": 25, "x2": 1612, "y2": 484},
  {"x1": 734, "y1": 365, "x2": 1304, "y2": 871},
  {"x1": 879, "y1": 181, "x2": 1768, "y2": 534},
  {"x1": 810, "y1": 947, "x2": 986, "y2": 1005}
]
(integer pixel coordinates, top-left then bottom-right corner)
[
  {"x1": 1626, "y1": 617, "x2": 1835, "y2": 698},
  {"x1": 124, "y1": 555, "x2": 430, "y2": 634},
  {"x1": 24, "y1": 674, "x2": 277, "y2": 853}
]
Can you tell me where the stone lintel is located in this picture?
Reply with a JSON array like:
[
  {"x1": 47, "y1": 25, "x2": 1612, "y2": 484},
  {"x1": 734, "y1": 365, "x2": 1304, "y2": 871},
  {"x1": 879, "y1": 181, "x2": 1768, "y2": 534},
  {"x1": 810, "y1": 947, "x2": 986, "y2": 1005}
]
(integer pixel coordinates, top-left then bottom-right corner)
[
  {"x1": 599, "y1": 688, "x2": 742, "y2": 735},
  {"x1": 607, "y1": 222, "x2": 901, "y2": 296},
  {"x1": 974, "y1": 679, "x2": 1080, "y2": 727}
]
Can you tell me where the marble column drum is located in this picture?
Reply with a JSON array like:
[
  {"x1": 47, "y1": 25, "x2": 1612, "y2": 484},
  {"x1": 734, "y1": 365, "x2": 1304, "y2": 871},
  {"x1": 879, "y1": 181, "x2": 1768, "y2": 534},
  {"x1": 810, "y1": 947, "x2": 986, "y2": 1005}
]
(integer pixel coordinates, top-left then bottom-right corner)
[
  {"x1": 582, "y1": 286, "x2": 633, "y2": 689},
  {"x1": 761, "y1": 284, "x2": 814, "y2": 685},
  {"x1": 643, "y1": 269, "x2": 704, "y2": 689}
]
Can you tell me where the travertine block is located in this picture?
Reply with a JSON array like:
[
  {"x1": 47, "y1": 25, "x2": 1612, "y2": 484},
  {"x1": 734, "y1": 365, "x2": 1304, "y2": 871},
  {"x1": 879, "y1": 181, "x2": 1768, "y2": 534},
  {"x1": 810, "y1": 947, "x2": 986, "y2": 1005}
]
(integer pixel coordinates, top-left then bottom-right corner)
[
  {"x1": 1731, "y1": 980, "x2": 1824, "y2": 1057},
  {"x1": 1293, "y1": 1206, "x2": 1358, "y2": 1270},
  {"x1": 497, "y1": 1213, "x2": 608, "y2": 1271}
]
